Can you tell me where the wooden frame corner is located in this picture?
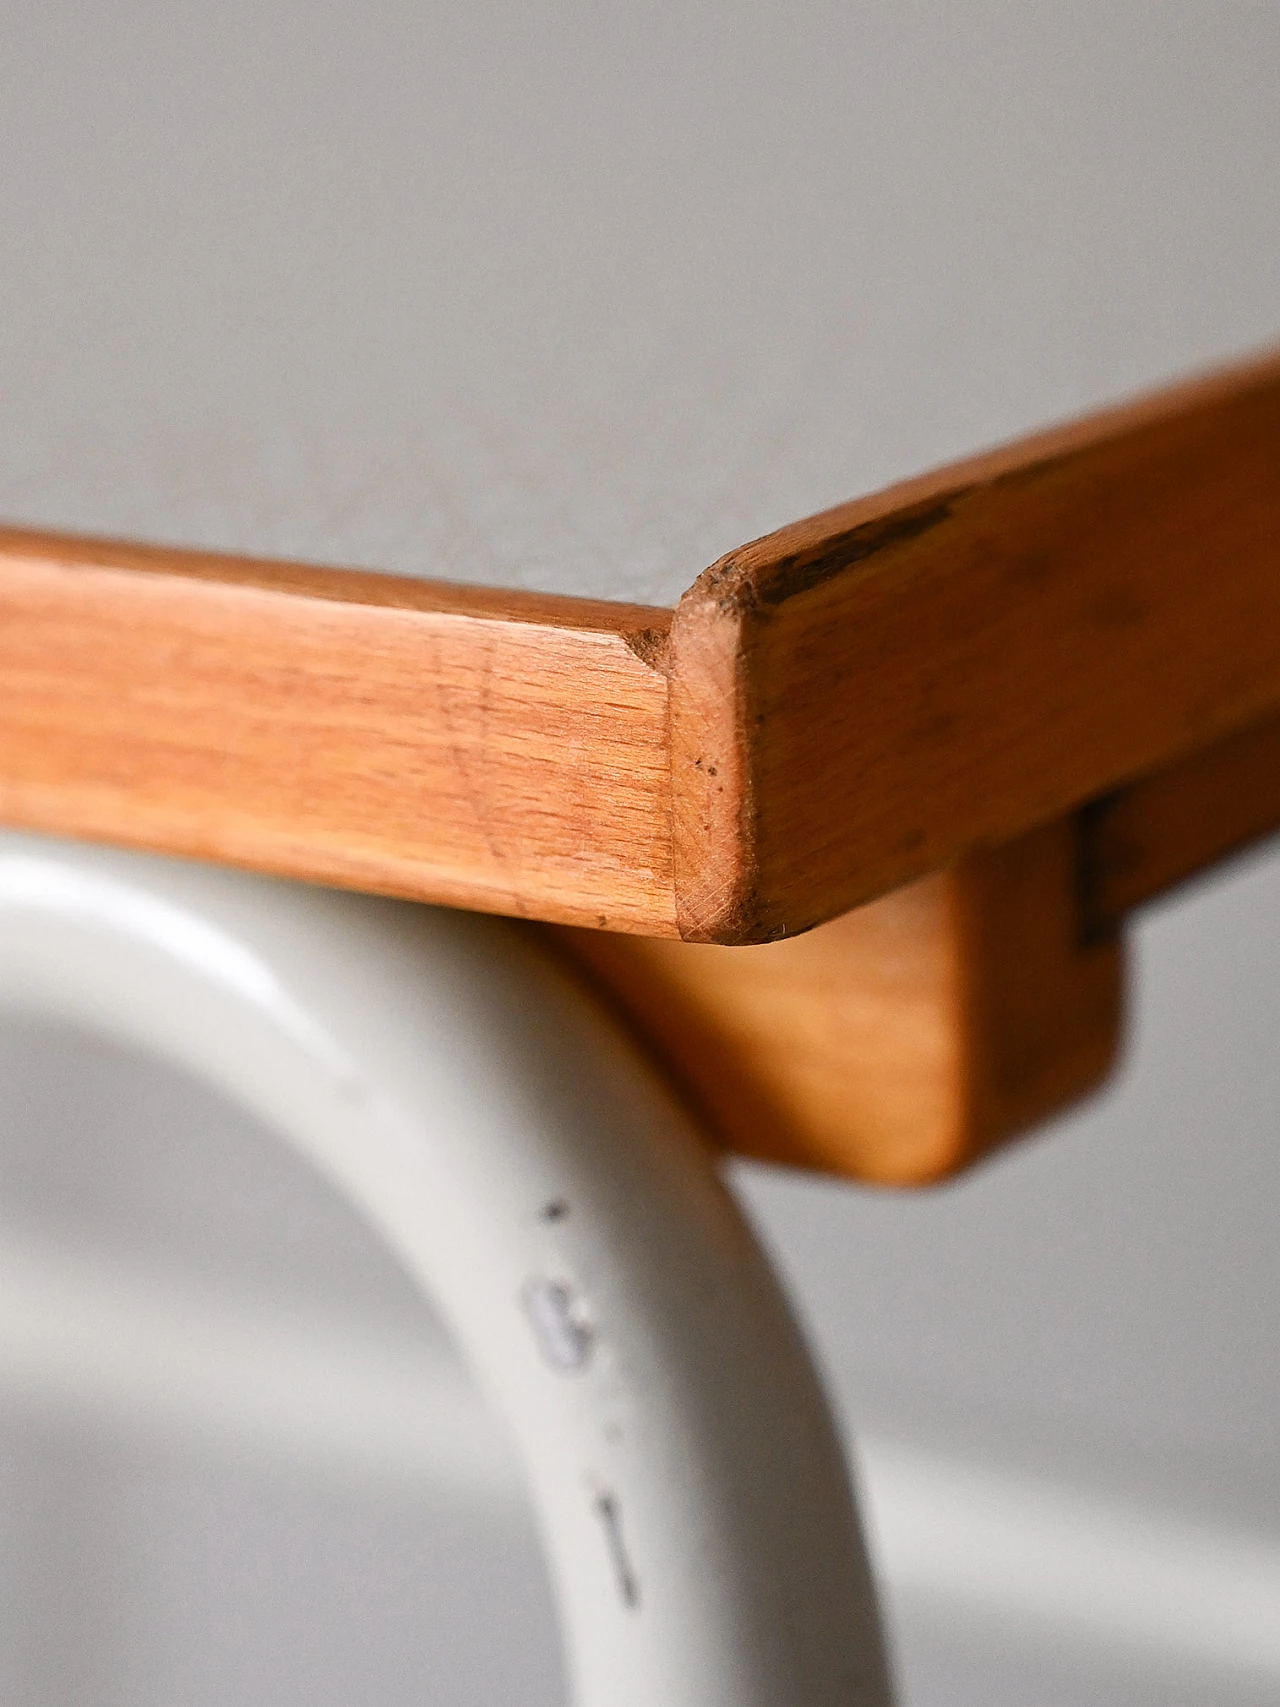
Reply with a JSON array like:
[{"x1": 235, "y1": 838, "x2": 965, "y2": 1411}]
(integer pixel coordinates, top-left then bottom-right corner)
[{"x1": 667, "y1": 347, "x2": 1280, "y2": 943}]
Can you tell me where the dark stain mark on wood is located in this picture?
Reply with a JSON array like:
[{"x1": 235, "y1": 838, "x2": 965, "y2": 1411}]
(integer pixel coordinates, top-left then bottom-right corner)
[
  {"x1": 751, "y1": 496, "x2": 961, "y2": 607},
  {"x1": 622, "y1": 625, "x2": 673, "y2": 673}
]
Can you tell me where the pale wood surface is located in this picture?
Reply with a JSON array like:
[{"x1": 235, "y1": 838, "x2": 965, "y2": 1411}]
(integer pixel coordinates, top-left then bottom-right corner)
[{"x1": 0, "y1": 531, "x2": 675, "y2": 933}]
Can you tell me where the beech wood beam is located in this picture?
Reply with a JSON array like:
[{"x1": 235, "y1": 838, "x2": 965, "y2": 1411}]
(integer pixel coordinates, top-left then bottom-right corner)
[
  {"x1": 5, "y1": 348, "x2": 1280, "y2": 948},
  {"x1": 6, "y1": 348, "x2": 1280, "y2": 1187}
]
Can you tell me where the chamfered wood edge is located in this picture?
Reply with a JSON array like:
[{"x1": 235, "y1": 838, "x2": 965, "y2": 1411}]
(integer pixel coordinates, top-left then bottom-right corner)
[
  {"x1": 669, "y1": 344, "x2": 1280, "y2": 943},
  {"x1": 0, "y1": 522, "x2": 675, "y2": 637}
]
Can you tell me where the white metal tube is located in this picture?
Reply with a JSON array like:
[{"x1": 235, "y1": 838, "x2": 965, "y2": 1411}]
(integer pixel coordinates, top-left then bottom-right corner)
[{"x1": 0, "y1": 831, "x2": 893, "y2": 1706}]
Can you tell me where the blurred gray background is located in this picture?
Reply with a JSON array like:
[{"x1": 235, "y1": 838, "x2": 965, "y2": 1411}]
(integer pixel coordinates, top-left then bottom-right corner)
[{"x1": 1, "y1": 840, "x2": 1277, "y2": 1707}]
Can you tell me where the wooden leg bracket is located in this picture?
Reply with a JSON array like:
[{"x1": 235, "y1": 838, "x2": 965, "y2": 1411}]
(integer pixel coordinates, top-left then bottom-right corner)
[
  {"x1": 551, "y1": 710, "x2": 1280, "y2": 1186},
  {"x1": 552, "y1": 819, "x2": 1120, "y2": 1186}
]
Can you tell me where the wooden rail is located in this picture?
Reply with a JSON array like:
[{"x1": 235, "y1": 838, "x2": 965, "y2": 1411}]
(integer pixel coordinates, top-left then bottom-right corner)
[{"x1": 5, "y1": 347, "x2": 1280, "y2": 1182}]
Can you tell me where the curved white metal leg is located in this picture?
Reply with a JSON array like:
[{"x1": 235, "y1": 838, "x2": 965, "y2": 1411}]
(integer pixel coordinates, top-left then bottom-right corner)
[{"x1": 0, "y1": 831, "x2": 894, "y2": 1707}]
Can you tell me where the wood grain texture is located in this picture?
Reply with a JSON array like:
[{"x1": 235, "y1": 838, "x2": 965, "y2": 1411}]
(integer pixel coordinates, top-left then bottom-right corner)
[
  {"x1": 670, "y1": 348, "x2": 1280, "y2": 942},
  {"x1": 0, "y1": 530, "x2": 677, "y2": 933},
  {"x1": 553, "y1": 819, "x2": 1122, "y2": 1185}
]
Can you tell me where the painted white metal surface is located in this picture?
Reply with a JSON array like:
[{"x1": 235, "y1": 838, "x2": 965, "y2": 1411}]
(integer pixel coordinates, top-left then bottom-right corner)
[
  {"x1": 0, "y1": 830, "x2": 892, "y2": 1706},
  {"x1": 1, "y1": 1218, "x2": 1274, "y2": 1688},
  {"x1": 4, "y1": 848, "x2": 1280, "y2": 1704},
  {"x1": 2, "y1": 4, "x2": 1278, "y2": 604}
]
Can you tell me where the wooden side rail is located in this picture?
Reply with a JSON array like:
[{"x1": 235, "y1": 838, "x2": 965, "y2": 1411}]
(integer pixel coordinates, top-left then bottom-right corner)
[
  {"x1": 670, "y1": 349, "x2": 1280, "y2": 941},
  {"x1": 3, "y1": 347, "x2": 1280, "y2": 947},
  {"x1": 5, "y1": 348, "x2": 1280, "y2": 1185},
  {"x1": 1080, "y1": 713, "x2": 1280, "y2": 932},
  {"x1": 0, "y1": 534, "x2": 676, "y2": 934}
]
